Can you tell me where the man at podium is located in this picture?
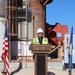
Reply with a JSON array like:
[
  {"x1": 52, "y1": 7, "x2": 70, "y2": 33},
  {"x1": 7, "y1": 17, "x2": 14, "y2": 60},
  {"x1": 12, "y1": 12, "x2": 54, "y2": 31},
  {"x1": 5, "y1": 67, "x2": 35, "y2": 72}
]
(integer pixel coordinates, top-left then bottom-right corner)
[
  {"x1": 30, "y1": 28, "x2": 51, "y2": 75},
  {"x1": 32, "y1": 28, "x2": 48, "y2": 44}
]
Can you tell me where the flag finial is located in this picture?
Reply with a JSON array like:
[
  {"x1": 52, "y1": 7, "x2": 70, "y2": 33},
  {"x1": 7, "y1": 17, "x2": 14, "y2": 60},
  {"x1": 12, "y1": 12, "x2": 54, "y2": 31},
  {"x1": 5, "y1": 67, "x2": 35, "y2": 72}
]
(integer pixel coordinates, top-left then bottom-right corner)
[{"x1": 72, "y1": 23, "x2": 74, "y2": 28}]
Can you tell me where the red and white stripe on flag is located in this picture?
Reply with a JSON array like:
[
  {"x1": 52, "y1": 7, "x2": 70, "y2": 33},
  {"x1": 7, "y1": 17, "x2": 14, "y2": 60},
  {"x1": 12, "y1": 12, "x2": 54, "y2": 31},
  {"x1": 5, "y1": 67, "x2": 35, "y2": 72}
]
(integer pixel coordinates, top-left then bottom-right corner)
[{"x1": 1, "y1": 37, "x2": 10, "y2": 75}]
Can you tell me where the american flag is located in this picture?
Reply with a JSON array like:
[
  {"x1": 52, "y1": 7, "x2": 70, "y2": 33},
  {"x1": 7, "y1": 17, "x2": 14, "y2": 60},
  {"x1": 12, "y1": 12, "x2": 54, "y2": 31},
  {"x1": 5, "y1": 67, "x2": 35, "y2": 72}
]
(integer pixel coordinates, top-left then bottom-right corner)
[
  {"x1": 1, "y1": 22, "x2": 10, "y2": 75},
  {"x1": 68, "y1": 26, "x2": 73, "y2": 70}
]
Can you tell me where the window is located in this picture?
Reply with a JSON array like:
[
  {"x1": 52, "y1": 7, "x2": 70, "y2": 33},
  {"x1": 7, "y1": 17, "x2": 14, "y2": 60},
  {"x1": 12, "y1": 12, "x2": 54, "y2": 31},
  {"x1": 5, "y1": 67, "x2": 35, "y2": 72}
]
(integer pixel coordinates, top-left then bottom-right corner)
[{"x1": 57, "y1": 32, "x2": 62, "y2": 37}]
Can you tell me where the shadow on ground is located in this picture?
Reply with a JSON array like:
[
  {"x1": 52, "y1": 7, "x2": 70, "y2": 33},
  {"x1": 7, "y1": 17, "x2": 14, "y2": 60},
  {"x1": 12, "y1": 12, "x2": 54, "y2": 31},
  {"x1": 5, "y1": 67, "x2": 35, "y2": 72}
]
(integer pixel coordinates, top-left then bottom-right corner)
[
  {"x1": 10, "y1": 61, "x2": 22, "y2": 75},
  {"x1": 10, "y1": 61, "x2": 55, "y2": 75},
  {"x1": 48, "y1": 71, "x2": 55, "y2": 75}
]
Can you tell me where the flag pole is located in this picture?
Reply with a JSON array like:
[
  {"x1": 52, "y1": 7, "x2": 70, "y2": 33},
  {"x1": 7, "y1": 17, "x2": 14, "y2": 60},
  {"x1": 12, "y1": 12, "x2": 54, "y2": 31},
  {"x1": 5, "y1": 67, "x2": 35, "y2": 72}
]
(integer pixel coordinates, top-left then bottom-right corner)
[
  {"x1": 1, "y1": 22, "x2": 9, "y2": 75},
  {"x1": 1, "y1": 56, "x2": 8, "y2": 75},
  {"x1": 68, "y1": 26, "x2": 73, "y2": 75},
  {"x1": 1, "y1": 24, "x2": 8, "y2": 75}
]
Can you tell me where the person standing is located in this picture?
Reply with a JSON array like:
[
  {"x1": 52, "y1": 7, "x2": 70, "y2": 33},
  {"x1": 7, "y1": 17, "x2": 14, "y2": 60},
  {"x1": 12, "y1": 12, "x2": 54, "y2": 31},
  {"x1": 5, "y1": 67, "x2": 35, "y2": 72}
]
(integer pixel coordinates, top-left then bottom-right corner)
[
  {"x1": 31, "y1": 28, "x2": 48, "y2": 59},
  {"x1": 32, "y1": 28, "x2": 48, "y2": 44}
]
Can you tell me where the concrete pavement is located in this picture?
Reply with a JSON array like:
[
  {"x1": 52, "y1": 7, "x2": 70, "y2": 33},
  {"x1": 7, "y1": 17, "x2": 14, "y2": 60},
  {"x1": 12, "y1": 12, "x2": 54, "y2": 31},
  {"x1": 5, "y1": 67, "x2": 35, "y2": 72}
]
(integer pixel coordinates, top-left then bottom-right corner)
[{"x1": 0, "y1": 61, "x2": 75, "y2": 75}]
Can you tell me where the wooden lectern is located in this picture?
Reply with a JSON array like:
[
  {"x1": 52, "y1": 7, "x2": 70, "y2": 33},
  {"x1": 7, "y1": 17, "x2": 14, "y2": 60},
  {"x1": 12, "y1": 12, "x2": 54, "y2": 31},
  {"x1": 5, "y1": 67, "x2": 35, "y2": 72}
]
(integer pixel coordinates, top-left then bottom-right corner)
[{"x1": 29, "y1": 44, "x2": 51, "y2": 75}]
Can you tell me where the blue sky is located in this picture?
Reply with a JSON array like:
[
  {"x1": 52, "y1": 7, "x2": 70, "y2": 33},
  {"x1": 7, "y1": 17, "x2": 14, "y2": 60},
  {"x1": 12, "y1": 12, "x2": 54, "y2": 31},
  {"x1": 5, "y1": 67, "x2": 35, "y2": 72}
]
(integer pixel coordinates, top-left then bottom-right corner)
[{"x1": 46, "y1": 0, "x2": 75, "y2": 33}]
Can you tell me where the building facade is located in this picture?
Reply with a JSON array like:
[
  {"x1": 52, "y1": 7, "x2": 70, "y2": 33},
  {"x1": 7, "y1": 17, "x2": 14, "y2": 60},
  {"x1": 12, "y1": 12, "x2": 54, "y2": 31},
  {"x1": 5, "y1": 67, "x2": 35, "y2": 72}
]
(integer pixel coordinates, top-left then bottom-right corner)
[
  {"x1": 45, "y1": 23, "x2": 68, "y2": 58},
  {"x1": 0, "y1": 0, "x2": 69, "y2": 60}
]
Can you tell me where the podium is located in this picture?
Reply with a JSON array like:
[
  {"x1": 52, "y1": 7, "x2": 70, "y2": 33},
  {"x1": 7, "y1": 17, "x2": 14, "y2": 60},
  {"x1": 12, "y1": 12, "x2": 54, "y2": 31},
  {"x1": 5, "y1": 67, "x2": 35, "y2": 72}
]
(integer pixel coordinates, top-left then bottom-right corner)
[{"x1": 29, "y1": 44, "x2": 51, "y2": 75}]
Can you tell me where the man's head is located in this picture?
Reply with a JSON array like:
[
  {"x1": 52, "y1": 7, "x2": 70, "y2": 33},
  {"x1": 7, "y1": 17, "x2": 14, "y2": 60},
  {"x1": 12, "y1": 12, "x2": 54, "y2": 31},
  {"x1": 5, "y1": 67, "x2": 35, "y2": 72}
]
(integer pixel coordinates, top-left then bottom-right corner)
[{"x1": 37, "y1": 28, "x2": 44, "y2": 37}]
